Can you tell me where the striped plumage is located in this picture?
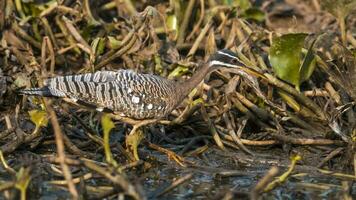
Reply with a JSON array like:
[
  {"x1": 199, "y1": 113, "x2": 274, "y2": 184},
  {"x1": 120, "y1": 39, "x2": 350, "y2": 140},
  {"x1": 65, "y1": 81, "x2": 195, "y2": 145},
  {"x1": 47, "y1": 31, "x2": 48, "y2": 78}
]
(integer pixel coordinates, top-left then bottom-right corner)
[
  {"x1": 21, "y1": 70, "x2": 179, "y2": 119},
  {"x1": 20, "y1": 49, "x2": 245, "y2": 120}
]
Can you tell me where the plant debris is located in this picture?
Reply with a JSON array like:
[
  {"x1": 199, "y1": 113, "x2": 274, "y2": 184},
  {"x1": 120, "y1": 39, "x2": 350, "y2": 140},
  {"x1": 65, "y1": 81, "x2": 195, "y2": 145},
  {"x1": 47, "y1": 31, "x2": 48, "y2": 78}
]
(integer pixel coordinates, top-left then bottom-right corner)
[{"x1": 0, "y1": 0, "x2": 355, "y2": 199}]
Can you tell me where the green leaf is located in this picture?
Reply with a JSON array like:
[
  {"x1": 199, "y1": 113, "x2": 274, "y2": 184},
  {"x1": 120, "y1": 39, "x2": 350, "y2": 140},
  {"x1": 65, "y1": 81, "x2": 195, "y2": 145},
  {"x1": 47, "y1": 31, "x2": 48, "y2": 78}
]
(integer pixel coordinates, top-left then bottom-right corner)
[
  {"x1": 192, "y1": 98, "x2": 204, "y2": 106},
  {"x1": 91, "y1": 37, "x2": 106, "y2": 57},
  {"x1": 29, "y1": 110, "x2": 48, "y2": 128},
  {"x1": 154, "y1": 54, "x2": 163, "y2": 74},
  {"x1": 81, "y1": 25, "x2": 94, "y2": 42},
  {"x1": 168, "y1": 65, "x2": 189, "y2": 79},
  {"x1": 23, "y1": 0, "x2": 57, "y2": 17},
  {"x1": 107, "y1": 36, "x2": 121, "y2": 50},
  {"x1": 166, "y1": 13, "x2": 179, "y2": 40},
  {"x1": 269, "y1": 33, "x2": 308, "y2": 88},
  {"x1": 277, "y1": 90, "x2": 300, "y2": 112},
  {"x1": 26, "y1": 3, "x2": 42, "y2": 17},
  {"x1": 241, "y1": 7, "x2": 265, "y2": 22},
  {"x1": 299, "y1": 38, "x2": 317, "y2": 83}
]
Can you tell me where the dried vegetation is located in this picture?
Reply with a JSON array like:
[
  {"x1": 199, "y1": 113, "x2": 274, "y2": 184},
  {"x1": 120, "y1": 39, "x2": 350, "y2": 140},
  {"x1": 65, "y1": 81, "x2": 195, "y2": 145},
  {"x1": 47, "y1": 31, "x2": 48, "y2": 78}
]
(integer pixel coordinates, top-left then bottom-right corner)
[{"x1": 0, "y1": 0, "x2": 355, "y2": 199}]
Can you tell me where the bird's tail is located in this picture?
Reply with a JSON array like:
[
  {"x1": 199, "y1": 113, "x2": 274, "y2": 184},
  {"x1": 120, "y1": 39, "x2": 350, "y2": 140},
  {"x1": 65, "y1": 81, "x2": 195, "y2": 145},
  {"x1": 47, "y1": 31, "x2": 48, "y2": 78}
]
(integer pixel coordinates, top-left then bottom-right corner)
[{"x1": 18, "y1": 87, "x2": 52, "y2": 97}]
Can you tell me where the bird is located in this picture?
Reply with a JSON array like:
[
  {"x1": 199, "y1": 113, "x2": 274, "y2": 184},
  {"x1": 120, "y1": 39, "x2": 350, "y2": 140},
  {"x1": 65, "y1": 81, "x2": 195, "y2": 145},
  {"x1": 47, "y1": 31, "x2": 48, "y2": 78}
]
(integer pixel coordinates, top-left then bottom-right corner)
[
  {"x1": 19, "y1": 49, "x2": 246, "y2": 161},
  {"x1": 19, "y1": 49, "x2": 245, "y2": 120}
]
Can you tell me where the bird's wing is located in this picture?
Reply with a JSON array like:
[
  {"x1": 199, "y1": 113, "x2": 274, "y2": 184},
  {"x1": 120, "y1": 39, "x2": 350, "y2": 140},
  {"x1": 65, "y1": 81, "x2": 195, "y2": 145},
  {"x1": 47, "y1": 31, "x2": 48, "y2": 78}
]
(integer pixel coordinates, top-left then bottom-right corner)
[
  {"x1": 117, "y1": 72, "x2": 177, "y2": 119},
  {"x1": 45, "y1": 70, "x2": 115, "y2": 95},
  {"x1": 44, "y1": 70, "x2": 124, "y2": 111}
]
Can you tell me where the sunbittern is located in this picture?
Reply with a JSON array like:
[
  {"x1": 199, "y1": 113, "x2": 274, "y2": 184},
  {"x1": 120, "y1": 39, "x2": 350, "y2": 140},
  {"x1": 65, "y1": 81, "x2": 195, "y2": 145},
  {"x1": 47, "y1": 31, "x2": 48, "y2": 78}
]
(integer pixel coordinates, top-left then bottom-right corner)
[{"x1": 20, "y1": 49, "x2": 246, "y2": 161}]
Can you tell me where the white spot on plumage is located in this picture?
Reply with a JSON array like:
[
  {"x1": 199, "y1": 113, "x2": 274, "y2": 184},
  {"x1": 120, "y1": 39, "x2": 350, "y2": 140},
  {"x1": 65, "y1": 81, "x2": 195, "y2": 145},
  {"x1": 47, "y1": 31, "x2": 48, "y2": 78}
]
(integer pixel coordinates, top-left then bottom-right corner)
[
  {"x1": 70, "y1": 97, "x2": 78, "y2": 102},
  {"x1": 128, "y1": 88, "x2": 132, "y2": 93},
  {"x1": 96, "y1": 107, "x2": 104, "y2": 112},
  {"x1": 147, "y1": 104, "x2": 153, "y2": 110},
  {"x1": 120, "y1": 113, "x2": 126, "y2": 117},
  {"x1": 132, "y1": 96, "x2": 140, "y2": 104}
]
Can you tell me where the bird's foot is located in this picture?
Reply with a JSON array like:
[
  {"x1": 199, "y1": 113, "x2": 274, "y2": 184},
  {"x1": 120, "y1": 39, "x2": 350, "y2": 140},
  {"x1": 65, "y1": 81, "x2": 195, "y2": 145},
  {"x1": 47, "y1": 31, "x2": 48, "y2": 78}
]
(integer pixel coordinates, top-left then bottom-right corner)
[{"x1": 125, "y1": 128, "x2": 144, "y2": 161}]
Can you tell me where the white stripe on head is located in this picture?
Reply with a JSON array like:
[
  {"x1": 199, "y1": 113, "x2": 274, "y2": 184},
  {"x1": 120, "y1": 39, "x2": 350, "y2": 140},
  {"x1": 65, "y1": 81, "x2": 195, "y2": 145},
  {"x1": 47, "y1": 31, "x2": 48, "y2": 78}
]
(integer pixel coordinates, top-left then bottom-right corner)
[
  {"x1": 209, "y1": 60, "x2": 240, "y2": 68},
  {"x1": 217, "y1": 51, "x2": 238, "y2": 59}
]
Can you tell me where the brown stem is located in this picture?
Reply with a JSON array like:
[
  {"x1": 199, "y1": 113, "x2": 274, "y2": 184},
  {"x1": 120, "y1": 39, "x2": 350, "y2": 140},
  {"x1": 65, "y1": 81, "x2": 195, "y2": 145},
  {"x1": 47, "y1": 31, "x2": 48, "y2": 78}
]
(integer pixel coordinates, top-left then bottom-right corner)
[
  {"x1": 339, "y1": 15, "x2": 347, "y2": 46},
  {"x1": 44, "y1": 99, "x2": 79, "y2": 199}
]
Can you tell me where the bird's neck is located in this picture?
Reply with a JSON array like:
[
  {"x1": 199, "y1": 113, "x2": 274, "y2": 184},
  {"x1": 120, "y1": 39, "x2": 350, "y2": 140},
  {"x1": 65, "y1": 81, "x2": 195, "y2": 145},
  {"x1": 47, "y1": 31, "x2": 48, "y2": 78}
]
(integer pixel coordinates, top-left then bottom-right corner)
[{"x1": 177, "y1": 62, "x2": 211, "y2": 99}]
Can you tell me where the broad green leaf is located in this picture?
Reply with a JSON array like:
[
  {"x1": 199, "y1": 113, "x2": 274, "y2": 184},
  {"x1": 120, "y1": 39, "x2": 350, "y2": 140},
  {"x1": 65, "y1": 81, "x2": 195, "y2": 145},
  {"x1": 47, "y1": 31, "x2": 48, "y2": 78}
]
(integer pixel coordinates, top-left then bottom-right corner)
[
  {"x1": 269, "y1": 33, "x2": 308, "y2": 88},
  {"x1": 29, "y1": 110, "x2": 48, "y2": 128},
  {"x1": 241, "y1": 8, "x2": 265, "y2": 22}
]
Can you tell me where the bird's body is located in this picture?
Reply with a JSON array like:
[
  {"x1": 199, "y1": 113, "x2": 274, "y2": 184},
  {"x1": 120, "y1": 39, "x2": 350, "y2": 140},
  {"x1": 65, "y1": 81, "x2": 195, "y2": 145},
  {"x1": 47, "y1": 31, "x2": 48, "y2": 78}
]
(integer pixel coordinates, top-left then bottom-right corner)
[
  {"x1": 20, "y1": 49, "x2": 245, "y2": 120},
  {"x1": 22, "y1": 70, "x2": 181, "y2": 119}
]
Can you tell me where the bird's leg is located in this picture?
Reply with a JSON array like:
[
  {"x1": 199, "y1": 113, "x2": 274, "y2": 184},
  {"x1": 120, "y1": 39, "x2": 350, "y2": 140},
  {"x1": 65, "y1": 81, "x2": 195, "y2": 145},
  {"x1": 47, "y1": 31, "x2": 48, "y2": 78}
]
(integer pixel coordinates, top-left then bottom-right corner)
[
  {"x1": 125, "y1": 125, "x2": 144, "y2": 161},
  {"x1": 125, "y1": 119, "x2": 158, "y2": 161}
]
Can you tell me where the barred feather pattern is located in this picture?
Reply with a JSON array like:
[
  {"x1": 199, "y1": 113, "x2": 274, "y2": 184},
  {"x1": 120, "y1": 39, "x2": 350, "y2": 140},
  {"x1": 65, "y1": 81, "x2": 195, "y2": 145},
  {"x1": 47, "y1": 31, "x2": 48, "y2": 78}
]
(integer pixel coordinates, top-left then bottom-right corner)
[{"x1": 41, "y1": 70, "x2": 179, "y2": 119}]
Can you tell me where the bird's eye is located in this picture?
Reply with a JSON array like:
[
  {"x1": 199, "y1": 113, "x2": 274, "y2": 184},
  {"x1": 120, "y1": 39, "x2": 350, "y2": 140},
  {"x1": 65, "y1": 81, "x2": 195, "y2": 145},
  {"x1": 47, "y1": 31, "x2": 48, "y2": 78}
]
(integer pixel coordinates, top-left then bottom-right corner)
[{"x1": 231, "y1": 58, "x2": 239, "y2": 64}]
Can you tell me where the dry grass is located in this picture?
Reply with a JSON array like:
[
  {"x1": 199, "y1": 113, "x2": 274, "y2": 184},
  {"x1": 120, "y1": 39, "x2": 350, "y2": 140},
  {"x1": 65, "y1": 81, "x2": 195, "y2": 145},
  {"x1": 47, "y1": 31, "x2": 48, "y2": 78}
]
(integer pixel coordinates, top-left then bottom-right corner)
[{"x1": 0, "y1": 0, "x2": 355, "y2": 199}]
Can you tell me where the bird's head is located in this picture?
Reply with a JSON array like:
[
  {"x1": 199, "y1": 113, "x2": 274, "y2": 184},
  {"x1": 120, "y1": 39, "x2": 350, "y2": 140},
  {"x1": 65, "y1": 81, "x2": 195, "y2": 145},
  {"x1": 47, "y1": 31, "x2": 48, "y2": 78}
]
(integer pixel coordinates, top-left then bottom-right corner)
[{"x1": 208, "y1": 49, "x2": 245, "y2": 69}]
